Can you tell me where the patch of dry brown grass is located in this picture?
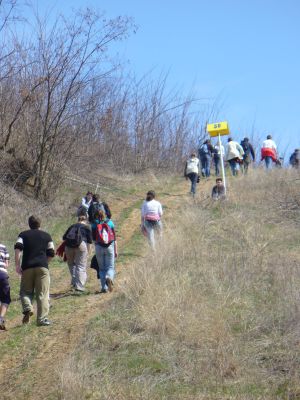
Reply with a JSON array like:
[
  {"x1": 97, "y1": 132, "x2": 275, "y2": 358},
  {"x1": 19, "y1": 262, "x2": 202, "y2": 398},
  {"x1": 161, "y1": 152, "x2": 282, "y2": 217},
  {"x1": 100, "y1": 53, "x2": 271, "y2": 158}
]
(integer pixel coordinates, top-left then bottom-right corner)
[{"x1": 59, "y1": 170, "x2": 300, "y2": 399}]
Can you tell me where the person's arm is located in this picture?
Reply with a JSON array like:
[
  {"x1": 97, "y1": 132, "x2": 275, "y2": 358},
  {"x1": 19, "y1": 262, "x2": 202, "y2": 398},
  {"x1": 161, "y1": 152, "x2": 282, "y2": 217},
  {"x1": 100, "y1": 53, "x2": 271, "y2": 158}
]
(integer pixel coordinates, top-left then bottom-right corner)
[
  {"x1": 14, "y1": 235, "x2": 24, "y2": 275},
  {"x1": 250, "y1": 144, "x2": 255, "y2": 161},
  {"x1": 237, "y1": 143, "x2": 244, "y2": 157},
  {"x1": 15, "y1": 248, "x2": 22, "y2": 275},
  {"x1": 158, "y1": 202, "x2": 163, "y2": 217},
  {"x1": 88, "y1": 204, "x2": 94, "y2": 222},
  {"x1": 4, "y1": 247, "x2": 9, "y2": 269},
  {"x1": 46, "y1": 239, "x2": 55, "y2": 262},
  {"x1": 211, "y1": 186, "x2": 217, "y2": 199},
  {"x1": 86, "y1": 227, "x2": 93, "y2": 254},
  {"x1": 103, "y1": 202, "x2": 112, "y2": 219},
  {"x1": 141, "y1": 202, "x2": 146, "y2": 224},
  {"x1": 184, "y1": 161, "x2": 188, "y2": 178},
  {"x1": 62, "y1": 226, "x2": 70, "y2": 241},
  {"x1": 81, "y1": 197, "x2": 89, "y2": 211}
]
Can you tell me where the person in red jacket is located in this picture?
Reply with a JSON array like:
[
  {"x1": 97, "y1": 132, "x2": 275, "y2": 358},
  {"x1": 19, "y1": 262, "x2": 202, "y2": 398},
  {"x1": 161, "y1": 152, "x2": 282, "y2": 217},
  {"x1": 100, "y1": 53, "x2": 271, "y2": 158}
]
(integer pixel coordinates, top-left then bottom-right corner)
[{"x1": 261, "y1": 135, "x2": 277, "y2": 169}]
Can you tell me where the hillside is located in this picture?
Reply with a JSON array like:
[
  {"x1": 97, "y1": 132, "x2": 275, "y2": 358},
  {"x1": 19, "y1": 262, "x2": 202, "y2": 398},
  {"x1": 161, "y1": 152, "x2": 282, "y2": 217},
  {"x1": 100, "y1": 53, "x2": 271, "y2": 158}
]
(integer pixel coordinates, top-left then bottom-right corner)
[{"x1": 0, "y1": 169, "x2": 300, "y2": 400}]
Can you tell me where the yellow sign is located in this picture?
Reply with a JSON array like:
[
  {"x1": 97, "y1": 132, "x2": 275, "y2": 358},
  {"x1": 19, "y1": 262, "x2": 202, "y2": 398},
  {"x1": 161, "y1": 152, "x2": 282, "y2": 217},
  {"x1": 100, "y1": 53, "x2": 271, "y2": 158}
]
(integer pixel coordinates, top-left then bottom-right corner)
[{"x1": 207, "y1": 121, "x2": 230, "y2": 137}]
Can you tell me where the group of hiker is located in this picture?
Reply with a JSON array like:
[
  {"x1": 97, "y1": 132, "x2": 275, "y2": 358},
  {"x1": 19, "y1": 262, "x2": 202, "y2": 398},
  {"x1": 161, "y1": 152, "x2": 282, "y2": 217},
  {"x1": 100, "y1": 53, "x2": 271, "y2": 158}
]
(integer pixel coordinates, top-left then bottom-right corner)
[
  {"x1": 185, "y1": 134, "x2": 299, "y2": 197},
  {"x1": 0, "y1": 189, "x2": 163, "y2": 331}
]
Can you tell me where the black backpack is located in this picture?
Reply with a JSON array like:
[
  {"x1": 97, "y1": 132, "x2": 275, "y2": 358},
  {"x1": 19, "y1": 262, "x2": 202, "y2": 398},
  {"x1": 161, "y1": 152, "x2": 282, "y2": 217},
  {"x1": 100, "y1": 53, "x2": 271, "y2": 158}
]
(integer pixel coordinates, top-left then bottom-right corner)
[{"x1": 65, "y1": 224, "x2": 83, "y2": 248}]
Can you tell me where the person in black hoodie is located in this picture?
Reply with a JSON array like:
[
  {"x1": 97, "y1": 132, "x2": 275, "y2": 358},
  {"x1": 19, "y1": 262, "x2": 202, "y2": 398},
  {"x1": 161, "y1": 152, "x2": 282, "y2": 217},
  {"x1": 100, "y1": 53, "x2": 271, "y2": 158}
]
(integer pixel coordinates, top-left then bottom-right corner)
[{"x1": 240, "y1": 137, "x2": 255, "y2": 174}]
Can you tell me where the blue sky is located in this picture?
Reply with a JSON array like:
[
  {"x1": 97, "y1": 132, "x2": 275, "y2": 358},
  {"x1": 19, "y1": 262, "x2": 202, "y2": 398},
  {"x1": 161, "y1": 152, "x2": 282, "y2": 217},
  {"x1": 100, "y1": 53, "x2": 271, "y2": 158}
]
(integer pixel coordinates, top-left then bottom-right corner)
[{"x1": 30, "y1": 0, "x2": 300, "y2": 157}]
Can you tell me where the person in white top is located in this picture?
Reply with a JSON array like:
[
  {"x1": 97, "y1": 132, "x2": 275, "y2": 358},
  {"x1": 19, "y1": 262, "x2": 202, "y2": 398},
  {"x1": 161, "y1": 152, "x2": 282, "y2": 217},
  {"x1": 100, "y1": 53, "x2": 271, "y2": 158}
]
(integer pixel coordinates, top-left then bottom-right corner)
[
  {"x1": 225, "y1": 138, "x2": 244, "y2": 176},
  {"x1": 184, "y1": 153, "x2": 200, "y2": 196},
  {"x1": 78, "y1": 191, "x2": 93, "y2": 216},
  {"x1": 261, "y1": 135, "x2": 277, "y2": 169},
  {"x1": 262, "y1": 135, "x2": 277, "y2": 151},
  {"x1": 213, "y1": 143, "x2": 225, "y2": 176},
  {"x1": 0, "y1": 243, "x2": 10, "y2": 330},
  {"x1": 141, "y1": 191, "x2": 163, "y2": 249}
]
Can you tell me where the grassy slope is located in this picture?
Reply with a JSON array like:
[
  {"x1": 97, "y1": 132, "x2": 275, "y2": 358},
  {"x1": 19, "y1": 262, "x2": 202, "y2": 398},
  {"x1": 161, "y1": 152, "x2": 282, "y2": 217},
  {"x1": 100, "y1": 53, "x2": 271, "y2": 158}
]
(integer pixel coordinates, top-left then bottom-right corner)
[
  {"x1": 1, "y1": 170, "x2": 300, "y2": 400},
  {"x1": 0, "y1": 173, "x2": 185, "y2": 400}
]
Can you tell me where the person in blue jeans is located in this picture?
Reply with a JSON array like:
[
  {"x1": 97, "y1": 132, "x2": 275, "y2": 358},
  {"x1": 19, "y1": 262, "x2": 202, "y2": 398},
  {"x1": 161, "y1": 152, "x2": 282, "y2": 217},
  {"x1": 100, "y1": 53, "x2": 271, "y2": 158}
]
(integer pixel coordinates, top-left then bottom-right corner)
[
  {"x1": 92, "y1": 210, "x2": 118, "y2": 293},
  {"x1": 198, "y1": 140, "x2": 214, "y2": 177}
]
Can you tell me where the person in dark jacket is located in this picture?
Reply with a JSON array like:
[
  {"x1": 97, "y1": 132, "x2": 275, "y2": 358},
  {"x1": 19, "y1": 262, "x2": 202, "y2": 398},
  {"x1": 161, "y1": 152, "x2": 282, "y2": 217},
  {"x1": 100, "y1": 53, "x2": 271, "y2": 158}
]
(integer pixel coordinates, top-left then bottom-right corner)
[
  {"x1": 290, "y1": 149, "x2": 300, "y2": 169},
  {"x1": 63, "y1": 215, "x2": 92, "y2": 292},
  {"x1": 198, "y1": 139, "x2": 214, "y2": 178},
  {"x1": 240, "y1": 137, "x2": 255, "y2": 174},
  {"x1": 88, "y1": 194, "x2": 111, "y2": 223}
]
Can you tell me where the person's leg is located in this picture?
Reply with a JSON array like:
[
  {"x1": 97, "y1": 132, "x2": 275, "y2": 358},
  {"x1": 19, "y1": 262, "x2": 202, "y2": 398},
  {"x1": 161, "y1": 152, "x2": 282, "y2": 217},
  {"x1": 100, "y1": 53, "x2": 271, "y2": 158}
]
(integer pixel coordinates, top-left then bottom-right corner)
[
  {"x1": 228, "y1": 159, "x2": 234, "y2": 175},
  {"x1": 200, "y1": 157, "x2": 205, "y2": 177},
  {"x1": 265, "y1": 156, "x2": 272, "y2": 169},
  {"x1": 105, "y1": 244, "x2": 115, "y2": 292},
  {"x1": 154, "y1": 221, "x2": 163, "y2": 245},
  {"x1": 96, "y1": 245, "x2": 107, "y2": 291},
  {"x1": 34, "y1": 267, "x2": 50, "y2": 324},
  {"x1": 215, "y1": 157, "x2": 220, "y2": 176},
  {"x1": 190, "y1": 172, "x2": 197, "y2": 195},
  {"x1": 65, "y1": 246, "x2": 76, "y2": 287},
  {"x1": 144, "y1": 221, "x2": 155, "y2": 248},
  {"x1": 73, "y1": 242, "x2": 88, "y2": 291},
  {"x1": 205, "y1": 156, "x2": 211, "y2": 177},
  {"x1": 0, "y1": 274, "x2": 11, "y2": 330},
  {"x1": 20, "y1": 268, "x2": 35, "y2": 316}
]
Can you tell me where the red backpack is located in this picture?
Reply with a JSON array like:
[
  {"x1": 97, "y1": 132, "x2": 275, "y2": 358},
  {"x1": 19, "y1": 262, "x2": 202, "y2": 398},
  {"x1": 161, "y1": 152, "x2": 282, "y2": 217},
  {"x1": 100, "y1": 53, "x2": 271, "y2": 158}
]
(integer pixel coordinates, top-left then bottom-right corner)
[{"x1": 95, "y1": 222, "x2": 115, "y2": 246}]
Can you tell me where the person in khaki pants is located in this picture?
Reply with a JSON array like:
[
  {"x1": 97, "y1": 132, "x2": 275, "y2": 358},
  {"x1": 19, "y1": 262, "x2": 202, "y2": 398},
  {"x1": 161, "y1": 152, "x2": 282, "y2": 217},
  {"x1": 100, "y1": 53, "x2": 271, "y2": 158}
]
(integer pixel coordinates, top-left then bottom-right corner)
[
  {"x1": 15, "y1": 216, "x2": 55, "y2": 326},
  {"x1": 63, "y1": 214, "x2": 92, "y2": 292}
]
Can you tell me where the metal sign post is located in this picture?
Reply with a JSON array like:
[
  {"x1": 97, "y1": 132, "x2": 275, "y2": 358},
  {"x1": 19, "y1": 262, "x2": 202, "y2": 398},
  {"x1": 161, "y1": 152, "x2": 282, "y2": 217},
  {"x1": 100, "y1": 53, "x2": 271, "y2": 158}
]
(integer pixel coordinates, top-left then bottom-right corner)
[
  {"x1": 218, "y1": 133, "x2": 226, "y2": 194},
  {"x1": 207, "y1": 121, "x2": 230, "y2": 195}
]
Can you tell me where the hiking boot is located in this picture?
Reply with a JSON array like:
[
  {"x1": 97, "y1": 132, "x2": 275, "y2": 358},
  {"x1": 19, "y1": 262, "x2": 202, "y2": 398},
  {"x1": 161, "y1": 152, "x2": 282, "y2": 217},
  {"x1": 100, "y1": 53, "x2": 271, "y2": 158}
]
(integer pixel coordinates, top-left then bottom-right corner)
[
  {"x1": 100, "y1": 288, "x2": 108, "y2": 294},
  {"x1": 74, "y1": 288, "x2": 85, "y2": 293},
  {"x1": 22, "y1": 311, "x2": 34, "y2": 324},
  {"x1": 105, "y1": 277, "x2": 113, "y2": 292},
  {"x1": 0, "y1": 320, "x2": 6, "y2": 331},
  {"x1": 37, "y1": 318, "x2": 52, "y2": 326}
]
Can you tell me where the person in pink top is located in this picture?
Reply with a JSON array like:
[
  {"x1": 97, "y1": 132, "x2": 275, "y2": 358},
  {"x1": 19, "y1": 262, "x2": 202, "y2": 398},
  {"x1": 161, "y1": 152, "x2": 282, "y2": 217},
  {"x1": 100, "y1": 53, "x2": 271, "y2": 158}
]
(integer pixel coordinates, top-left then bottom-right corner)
[{"x1": 141, "y1": 190, "x2": 163, "y2": 249}]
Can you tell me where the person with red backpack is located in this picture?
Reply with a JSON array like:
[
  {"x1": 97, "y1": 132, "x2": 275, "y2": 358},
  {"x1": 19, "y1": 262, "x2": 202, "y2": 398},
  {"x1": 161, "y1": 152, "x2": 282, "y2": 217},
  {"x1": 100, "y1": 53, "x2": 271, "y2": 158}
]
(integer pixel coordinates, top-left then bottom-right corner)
[
  {"x1": 92, "y1": 210, "x2": 117, "y2": 293},
  {"x1": 63, "y1": 215, "x2": 92, "y2": 292}
]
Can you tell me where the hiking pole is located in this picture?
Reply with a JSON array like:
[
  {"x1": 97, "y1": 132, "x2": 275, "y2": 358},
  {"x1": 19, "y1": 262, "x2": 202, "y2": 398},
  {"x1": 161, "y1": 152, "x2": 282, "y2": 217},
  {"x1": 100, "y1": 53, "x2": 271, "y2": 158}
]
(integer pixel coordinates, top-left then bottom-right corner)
[{"x1": 218, "y1": 133, "x2": 226, "y2": 195}]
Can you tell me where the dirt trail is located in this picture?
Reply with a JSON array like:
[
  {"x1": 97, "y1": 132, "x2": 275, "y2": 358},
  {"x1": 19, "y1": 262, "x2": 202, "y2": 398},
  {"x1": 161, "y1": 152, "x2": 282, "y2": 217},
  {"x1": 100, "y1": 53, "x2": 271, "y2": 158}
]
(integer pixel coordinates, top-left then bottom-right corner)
[{"x1": 0, "y1": 177, "x2": 209, "y2": 400}]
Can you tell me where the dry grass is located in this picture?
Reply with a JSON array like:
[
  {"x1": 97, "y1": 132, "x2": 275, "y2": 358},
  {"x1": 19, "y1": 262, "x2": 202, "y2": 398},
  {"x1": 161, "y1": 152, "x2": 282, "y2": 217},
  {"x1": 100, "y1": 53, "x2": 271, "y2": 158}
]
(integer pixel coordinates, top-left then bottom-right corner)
[{"x1": 55, "y1": 170, "x2": 300, "y2": 398}]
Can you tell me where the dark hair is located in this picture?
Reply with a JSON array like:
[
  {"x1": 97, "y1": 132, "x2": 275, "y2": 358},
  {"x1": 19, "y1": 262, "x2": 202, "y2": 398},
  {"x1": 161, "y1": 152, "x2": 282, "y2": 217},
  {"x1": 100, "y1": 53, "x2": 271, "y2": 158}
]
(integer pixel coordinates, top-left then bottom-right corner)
[
  {"x1": 243, "y1": 137, "x2": 249, "y2": 141},
  {"x1": 92, "y1": 194, "x2": 100, "y2": 202},
  {"x1": 78, "y1": 215, "x2": 87, "y2": 222},
  {"x1": 86, "y1": 191, "x2": 93, "y2": 196},
  {"x1": 28, "y1": 215, "x2": 41, "y2": 229},
  {"x1": 267, "y1": 134, "x2": 272, "y2": 139},
  {"x1": 228, "y1": 137, "x2": 232, "y2": 142},
  {"x1": 216, "y1": 178, "x2": 223, "y2": 183},
  {"x1": 146, "y1": 190, "x2": 155, "y2": 201}
]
